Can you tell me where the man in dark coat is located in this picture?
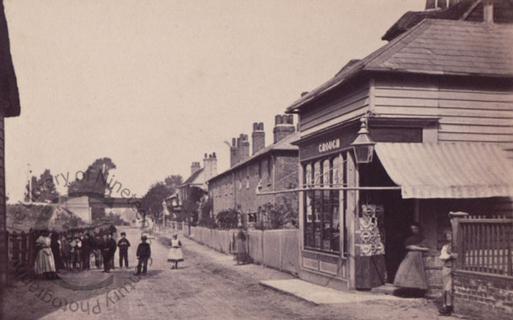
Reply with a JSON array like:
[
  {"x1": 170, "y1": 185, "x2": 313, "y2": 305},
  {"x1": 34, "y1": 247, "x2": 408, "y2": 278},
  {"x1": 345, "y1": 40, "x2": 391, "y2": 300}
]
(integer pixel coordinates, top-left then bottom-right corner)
[
  {"x1": 101, "y1": 234, "x2": 117, "y2": 273},
  {"x1": 135, "y1": 236, "x2": 151, "y2": 275},
  {"x1": 81, "y1": 233, "x2": 92, "y2": 270},
  {"x1": 117, "y1": 232, "x2": 131, "y2": 268}
]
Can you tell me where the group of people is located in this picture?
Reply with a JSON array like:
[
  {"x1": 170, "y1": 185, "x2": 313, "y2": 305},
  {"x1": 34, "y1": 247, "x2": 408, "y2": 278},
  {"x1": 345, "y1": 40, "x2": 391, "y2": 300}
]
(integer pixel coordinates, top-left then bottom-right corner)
[
  {"x1": 33, "y1": 225, "x2": 133, "y2": 279},
  {"x1": 393, "y1": 223, "x2": 457, "y2": 316},
  {"x1": 34, "y1": 226, "x2": 186, "y2": 279}
]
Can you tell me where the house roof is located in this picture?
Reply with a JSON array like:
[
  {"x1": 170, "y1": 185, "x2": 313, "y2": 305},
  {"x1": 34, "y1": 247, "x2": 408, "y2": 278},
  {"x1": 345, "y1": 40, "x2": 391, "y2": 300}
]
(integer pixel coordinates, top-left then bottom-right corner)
[
  {"x1": 182, "y1": 167, "x2": 205, "y2": 187},
  {"x1": 287, "y1": 19, "x2": 513, "y2": 113},
  {"x1": 208, "y1": 132, "x2": 299, "y2": 182},
  {"x1": 383, "y1": 0, "x2": 513, "y2": 41}
]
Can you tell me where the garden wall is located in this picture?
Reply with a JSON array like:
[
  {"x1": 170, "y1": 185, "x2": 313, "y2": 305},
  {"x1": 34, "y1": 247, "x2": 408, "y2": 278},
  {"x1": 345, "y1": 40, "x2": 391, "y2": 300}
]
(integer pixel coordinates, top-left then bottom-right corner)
[{"x1": 190, "y1": 227, "x2": 299, "y2": 275}]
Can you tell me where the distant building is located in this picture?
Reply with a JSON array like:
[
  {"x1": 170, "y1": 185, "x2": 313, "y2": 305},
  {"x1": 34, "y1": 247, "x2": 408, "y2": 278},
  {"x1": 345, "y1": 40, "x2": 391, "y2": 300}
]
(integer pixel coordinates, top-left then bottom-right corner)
[
  {"x1": 208, "y1": 115, "x2": 299, "y2": 228},
  {"x1": 170, "y1": 153, "x2": 218, "y2": 224}
]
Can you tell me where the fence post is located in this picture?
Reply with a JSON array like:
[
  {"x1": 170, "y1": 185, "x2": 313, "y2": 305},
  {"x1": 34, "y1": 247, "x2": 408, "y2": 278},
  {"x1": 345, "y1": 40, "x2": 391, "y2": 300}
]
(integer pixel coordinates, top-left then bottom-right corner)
[
  {"x1": 449, "y1": 211, "x2": 469, "y2": 269},
  {"x1": 508, "y1": 223, "x2": 512, "y2": 276},
  {"x1": 11, "y1": 231, "x2": 19, "y2": 264}
]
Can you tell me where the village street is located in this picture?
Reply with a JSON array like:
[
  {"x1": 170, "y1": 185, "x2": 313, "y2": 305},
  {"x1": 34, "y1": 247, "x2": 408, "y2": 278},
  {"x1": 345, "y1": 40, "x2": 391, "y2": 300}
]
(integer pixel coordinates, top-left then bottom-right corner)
[{"x1": 3, "y1": 227, "x2": 450, "y2": 320}]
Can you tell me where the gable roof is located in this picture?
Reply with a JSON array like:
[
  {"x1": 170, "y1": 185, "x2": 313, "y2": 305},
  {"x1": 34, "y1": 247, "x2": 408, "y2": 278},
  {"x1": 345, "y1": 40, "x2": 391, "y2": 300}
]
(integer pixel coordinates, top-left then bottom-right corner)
[
  {"x1": 287, "y1": 19, "x2": 513, "y2": 113},
  {"x1": 383, "y1": 0, "x2": 513, "y2": 41},
  {"x1": 182, "y1": 167, "x2": 205, "y2": 187},
  {"x1": 208, "y1": 132, "x2": 299, "y2": 182}
]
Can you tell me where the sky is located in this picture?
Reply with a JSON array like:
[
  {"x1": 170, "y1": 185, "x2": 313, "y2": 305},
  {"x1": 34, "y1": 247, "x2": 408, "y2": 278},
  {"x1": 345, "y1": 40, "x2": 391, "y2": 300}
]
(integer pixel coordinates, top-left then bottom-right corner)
[{"x1": 4, "y1": 0, "x2": 422, "y2": 202}]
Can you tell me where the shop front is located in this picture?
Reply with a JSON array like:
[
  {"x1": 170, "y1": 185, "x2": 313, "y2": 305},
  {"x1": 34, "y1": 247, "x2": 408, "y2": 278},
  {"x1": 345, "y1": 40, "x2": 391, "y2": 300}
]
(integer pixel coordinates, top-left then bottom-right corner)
[{"x1": 297, "y1": 116, "x2": 513, "y2": 292}]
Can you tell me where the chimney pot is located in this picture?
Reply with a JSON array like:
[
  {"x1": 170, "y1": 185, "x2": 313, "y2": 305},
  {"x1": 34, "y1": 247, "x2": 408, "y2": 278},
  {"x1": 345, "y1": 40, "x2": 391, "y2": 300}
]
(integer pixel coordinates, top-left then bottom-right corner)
[{"x1": 483, "y1": 0, "x2": 494, "y2": 23}]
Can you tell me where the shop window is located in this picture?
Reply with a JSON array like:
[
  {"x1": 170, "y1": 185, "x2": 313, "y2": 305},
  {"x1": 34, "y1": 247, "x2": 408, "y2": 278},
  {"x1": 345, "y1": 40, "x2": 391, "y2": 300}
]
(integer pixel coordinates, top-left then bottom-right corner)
[{"x1": 303, "y1": 153, "x2": 344, "y2": 254}]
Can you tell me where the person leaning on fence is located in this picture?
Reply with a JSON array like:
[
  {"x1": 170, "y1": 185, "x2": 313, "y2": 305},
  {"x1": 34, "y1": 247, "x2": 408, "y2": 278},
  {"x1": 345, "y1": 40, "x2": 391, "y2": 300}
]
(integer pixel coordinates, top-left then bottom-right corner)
[
  {"x1": 135, "y1": 235, "x2": 151, "y2": 275},
  {"x1": 34, "y1": 230, "x2": 58, "y2": 280},
  {"x1": 439, "y1": 229, "x2": 457, "y2": 316}
]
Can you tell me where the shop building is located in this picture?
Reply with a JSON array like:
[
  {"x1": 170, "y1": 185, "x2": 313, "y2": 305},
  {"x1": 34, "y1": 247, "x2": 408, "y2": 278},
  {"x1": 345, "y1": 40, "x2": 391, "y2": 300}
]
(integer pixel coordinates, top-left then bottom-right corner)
[
  {"x1": 208, "y1": 115, "x2": 299, "y2": 227},
  {"x1": 286, "y1": 5, "x2": 513, "y2": 293}
]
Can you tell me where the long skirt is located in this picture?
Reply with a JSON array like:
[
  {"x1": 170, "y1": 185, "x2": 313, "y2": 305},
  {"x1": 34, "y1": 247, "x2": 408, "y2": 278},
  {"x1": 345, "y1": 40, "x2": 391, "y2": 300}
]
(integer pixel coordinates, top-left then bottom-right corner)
[
  {"x1": 442, "y1": 266, "x2": 452, "y2": 291},
  {"x1": 235, "y1": 239, "x2": 248, "y2": 262},
  {"x1": 34, "y1": 248, "x2": 56, "y2": 275},
  {"x1": 167, "y1": 247, "x2": 184, "y2": 262},
  {"x1": 393, "y1": 251, "x2": 428, "y2": 290}
]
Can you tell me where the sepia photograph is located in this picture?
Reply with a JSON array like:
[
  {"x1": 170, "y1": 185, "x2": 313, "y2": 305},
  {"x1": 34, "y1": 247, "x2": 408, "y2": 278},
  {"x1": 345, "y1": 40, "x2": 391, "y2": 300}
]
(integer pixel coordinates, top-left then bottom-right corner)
[{"x1": 1, "y1": 0, "x2": 513, "y2": 319}]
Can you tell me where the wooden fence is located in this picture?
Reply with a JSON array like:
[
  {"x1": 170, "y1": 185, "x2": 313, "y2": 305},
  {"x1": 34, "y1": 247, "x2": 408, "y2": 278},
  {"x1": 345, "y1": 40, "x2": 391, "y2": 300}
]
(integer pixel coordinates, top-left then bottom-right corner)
[
  {"x1": 6, "y1": 231, "x2": 36, "y2": 268},
  {"x1": 457, "y1": 218, "x2": 513, "y2": 277}
]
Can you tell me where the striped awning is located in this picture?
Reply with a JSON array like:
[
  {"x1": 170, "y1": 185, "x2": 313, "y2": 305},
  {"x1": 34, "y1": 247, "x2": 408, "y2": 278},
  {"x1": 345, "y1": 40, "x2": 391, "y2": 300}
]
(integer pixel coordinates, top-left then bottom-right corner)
[{"x1": 375, "y1": 143, "x2": 513, "y2": 199}]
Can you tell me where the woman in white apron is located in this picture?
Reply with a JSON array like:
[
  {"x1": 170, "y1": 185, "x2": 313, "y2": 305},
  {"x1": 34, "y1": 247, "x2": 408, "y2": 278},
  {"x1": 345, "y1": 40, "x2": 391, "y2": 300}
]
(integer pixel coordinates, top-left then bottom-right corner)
[
  {"x1": 167, "y1": 234, "x2": 184, "y2": 269},
  {"x1": 34, "y1": 230, "x2": 57, "y2": 279}
]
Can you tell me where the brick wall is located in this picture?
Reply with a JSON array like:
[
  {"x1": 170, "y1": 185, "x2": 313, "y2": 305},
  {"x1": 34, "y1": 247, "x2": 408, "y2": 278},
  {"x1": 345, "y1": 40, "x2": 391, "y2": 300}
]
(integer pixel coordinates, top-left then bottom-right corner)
[
  {"x1": 453, "y1": 271, "x2": 513, "y2": 320},
  {"x1": 209, "y1": 152, "x2": 298, "y2": 223}
]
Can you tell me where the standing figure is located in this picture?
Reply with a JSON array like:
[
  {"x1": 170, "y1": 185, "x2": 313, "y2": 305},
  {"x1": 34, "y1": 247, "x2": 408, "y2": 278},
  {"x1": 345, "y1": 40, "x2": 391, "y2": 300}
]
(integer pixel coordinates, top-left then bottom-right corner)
[
  {"x1": 135, "y1": 236, "x2": 151, "y2": 275},
  {"x1": 93, "y1": 233, "x2": 103, "y2": 269},
  {"x1": 167, "y1": 234, "x2": 183, "y2": 269},
  {"x1": 60, "y1": 236, "x2": 71, "y2": 271},
  {"x1": 117, "y1": 232, "x2": 131, "y2": 268},
  {"x1": 34, "y1": 231, "x2": 57, "y2": 280},
  {"x1": 393, "y1": 223, "x2": 430, "y2": 296},
  {"x1": 81, "y1": 233, "x2": 92, "y2": 270},
  {"x1": 439, "y1": 229, "x2": 457, "y2": 316},
  {"x1": 234, "y1": 228, "x2": 248, "y2": 265},
  {"x1": 50, "y1": 232, "x2": 63, "y2": 271},
  {"x1": 101, "y1": 234, "x2": 116, "y2": 273}
]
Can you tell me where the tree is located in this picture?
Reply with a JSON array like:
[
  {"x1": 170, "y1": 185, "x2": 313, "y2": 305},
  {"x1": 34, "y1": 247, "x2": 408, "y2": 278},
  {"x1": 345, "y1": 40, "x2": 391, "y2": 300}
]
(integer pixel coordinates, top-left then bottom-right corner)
[
  {"x1": 24, "y1": 169, "x2": 60, "y2": 203},
  {"x1": 68, "y1": 157, "x2": 116, "y2": 198},
  {"x1": 140, "y1": 175, "x2": 183, "y2": 221}
]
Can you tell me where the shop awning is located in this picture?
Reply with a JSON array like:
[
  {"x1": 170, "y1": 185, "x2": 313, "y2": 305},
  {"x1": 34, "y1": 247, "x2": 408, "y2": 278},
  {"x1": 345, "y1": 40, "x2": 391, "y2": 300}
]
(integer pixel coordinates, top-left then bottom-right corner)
[{"x1": 375, "y1": 143, "x2": 513, "y2": 199}]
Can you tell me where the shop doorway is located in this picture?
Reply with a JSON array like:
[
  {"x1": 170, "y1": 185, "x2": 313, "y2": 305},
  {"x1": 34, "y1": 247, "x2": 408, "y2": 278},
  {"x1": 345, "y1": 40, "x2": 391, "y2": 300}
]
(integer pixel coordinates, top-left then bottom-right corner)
[{"x1": 382, "y1": 191, "x2": 415, "y2": 283}]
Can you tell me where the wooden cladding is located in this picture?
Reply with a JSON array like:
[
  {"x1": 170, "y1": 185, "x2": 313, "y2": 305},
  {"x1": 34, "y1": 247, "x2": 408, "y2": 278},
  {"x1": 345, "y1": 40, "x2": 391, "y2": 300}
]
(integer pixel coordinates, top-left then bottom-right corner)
[{"x1": 373, "y1": 77, "x2": 513, "y2": 148}]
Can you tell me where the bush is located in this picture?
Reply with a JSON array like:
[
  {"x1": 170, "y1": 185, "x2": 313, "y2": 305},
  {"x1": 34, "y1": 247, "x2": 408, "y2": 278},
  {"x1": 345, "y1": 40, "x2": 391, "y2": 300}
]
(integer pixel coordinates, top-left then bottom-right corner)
[{"x1": 216, "y1": 209, "x2": 238, "y2": 229}]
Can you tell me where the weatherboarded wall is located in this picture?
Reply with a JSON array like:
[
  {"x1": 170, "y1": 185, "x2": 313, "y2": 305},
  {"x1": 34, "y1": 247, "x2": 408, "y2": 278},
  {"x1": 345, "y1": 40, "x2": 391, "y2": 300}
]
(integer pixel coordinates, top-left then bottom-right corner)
[{"x1": 373, "y1": 76, "x2": 513, "y2": 156}]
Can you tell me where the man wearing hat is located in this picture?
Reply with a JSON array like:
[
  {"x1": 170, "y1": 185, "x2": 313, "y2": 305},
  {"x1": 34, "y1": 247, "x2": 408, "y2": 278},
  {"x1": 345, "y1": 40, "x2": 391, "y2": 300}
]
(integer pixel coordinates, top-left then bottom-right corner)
[
  {"x1": 117, "y1": 232, "x2": 131, "y2": 268},
  {"x1": 135, "y1": 235, "x2": 151, "y2": 275}
]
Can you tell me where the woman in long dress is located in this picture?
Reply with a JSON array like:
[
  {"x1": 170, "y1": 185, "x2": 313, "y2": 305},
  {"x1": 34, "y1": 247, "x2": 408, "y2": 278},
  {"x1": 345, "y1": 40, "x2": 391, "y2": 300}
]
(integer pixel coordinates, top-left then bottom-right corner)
[
  {"x1": 34, "y1": 231, "x2": 57, "y2": 280},
  {"x1": 234, "y1": 228, "x2": 248, "y2": 265},
  {"x1": 393, "y1": 223, "x2": 430, "y2": 296},
  {"x1": 167, "y1": 234, "x2": 184, "y2": 269}
]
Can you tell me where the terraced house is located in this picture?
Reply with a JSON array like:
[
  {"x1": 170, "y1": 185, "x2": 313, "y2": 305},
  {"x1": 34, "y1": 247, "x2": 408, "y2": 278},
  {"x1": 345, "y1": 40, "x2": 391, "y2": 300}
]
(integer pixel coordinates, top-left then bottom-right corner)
[
  {"x1": 286, "y1": 1, "x2": 513, "y2": 318},
  {"x1": 208, "y1": 115, "x2": 299, "y2": 228}
]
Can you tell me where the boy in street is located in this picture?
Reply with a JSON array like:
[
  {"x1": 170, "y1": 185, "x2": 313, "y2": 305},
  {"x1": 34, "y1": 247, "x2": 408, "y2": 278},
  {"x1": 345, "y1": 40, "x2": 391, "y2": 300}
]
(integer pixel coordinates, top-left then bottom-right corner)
[
  {"x1": 117, "y1": 232, "x2": 131, "y2": 268},
  {"x1": 101, "y1": 234, "x2": 117, "y2": 273},
  {"x1": 135, "y1": 236, "x2": 151, "y2": 275}
]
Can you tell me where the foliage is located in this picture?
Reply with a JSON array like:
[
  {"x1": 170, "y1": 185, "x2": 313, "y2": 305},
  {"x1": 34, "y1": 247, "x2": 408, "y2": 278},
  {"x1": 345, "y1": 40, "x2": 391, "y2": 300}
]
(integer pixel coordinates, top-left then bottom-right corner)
[
  {"x1": 94, "y1": 211, "x2": 128, "y2": 226},
  {"x1": 24, "y1": 169, "x2": 59, "y2": 203},
  {"x1": 216, "y1": 208, "x2": 239, "y2": 229},
  {"x1": 68, "y1": 157, "x2": 117, "y2": 198},
  {"x1": 140, "y1": 175, "x2": 182, "y2": 220},
  {"x1": 255, "y1": 198, "x2": 298, "y2": 230},
  {"x1": 179, "y1": 186, "x2": 205, "y2": 224},
  {"x1": 198, "y1": 196, "x2": 216, "y2": 228}
]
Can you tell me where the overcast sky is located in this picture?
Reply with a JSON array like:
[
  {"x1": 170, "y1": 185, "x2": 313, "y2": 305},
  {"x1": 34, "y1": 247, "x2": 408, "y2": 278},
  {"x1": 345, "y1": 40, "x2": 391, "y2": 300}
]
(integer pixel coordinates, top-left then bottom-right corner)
[{"x1": 4, "y1": 0, "x2": 422, "y2": 202}]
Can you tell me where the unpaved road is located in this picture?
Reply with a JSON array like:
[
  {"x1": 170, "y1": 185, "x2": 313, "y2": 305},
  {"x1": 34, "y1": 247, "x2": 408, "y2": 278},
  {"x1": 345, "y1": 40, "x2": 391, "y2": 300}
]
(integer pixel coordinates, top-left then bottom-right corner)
[{"x1": 3, "y1": 227, "x2": 445, "y2": 320}]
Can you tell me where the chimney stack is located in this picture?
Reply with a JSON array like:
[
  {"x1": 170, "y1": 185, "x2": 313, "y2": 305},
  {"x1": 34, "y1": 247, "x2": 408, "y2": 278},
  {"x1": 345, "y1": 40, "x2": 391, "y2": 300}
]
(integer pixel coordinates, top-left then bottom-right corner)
[
  {"x1": 426, "y1": 0, "x2": 452, "y2": 10},
  {"x1": 203, "y1": 153, "x2": 218, "y2": 181},
  {"x1": 483, "y1": 0, "x2": 494, "y2": 24},
  {"x1": 230, "y1": 137, "x2": 238, "y2": 167},
  {"x1": 191, "y1": 162, "x2": 201, "y2": 175},
  {"x1": 252, "y1": 122, "x2": 265, "y2": 155},
  {"x1": 273, "y1": 114, "x2": 295, "y2": 144},
  {"x1": 238, "y1": 134, "x2": 250, "y2": 163}
]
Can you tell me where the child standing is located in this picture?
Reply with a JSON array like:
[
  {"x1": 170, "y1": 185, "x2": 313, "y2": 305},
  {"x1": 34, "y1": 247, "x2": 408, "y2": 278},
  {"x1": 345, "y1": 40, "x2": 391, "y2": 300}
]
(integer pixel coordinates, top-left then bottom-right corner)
[
  {"x1": 439, "y1": 229, "x2": 457, "y2": 316},
  {"x1": 135, "y1": 236, "x2": 151, "y2": 275},
  {"x1": 167, "y1": 234, "x2": 184, "y2": 269}
]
